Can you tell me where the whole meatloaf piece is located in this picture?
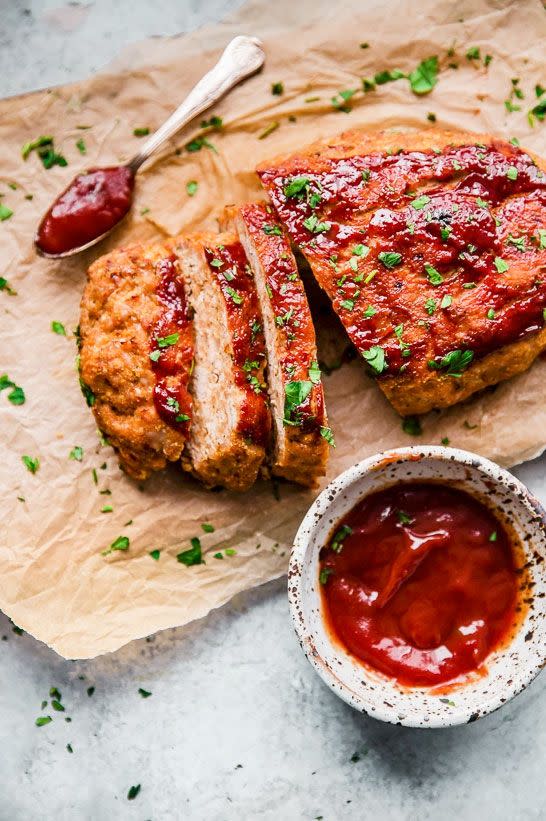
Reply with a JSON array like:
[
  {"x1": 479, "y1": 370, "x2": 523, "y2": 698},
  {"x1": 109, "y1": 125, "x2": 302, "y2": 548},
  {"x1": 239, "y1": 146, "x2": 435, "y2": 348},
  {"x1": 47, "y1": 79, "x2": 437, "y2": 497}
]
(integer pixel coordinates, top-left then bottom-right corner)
[
  {"x1": 171, "y1": 231, "x2": 271, "y2": 491},
  {"x1": 224, "y1": 202, "x2": 331, "y2": 487},
  {"x1": 257, "y1": 128, "x2": 546, "y2": 416},
  {"x1": 79, "y1": 242, "x2": 194, "y2": 480}
]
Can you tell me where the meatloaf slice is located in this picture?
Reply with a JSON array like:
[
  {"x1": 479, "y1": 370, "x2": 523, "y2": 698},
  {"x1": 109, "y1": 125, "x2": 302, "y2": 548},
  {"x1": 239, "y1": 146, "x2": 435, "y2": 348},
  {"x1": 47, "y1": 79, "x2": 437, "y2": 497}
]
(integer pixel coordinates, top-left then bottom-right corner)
[
  {"x1": 257, "y1": 128, "x2": 546, "y2": 416},
  {"x1": 79, "y1": 242, "x2": 194, "y2": 480},
  {"x1": 171, "y1": 231, "x2": 270, "y2": 491},
  {"x1": 224, "y1": 202, "x2": 330, "y2": 487}
]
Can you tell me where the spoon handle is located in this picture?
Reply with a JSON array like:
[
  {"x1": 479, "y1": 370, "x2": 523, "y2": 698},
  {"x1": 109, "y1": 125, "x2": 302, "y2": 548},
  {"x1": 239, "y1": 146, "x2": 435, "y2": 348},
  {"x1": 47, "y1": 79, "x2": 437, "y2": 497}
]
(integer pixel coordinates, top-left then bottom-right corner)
[{"x1": 128, "y1": 35, "x2": 265, "y2": 172}]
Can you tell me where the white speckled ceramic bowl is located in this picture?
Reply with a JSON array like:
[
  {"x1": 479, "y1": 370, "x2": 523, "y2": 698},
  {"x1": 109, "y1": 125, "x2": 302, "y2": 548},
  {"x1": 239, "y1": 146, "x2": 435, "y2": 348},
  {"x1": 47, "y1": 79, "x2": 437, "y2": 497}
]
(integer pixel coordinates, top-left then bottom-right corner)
[{"x1": 288, "y1": 446, "x2": 546, "y2": 728}]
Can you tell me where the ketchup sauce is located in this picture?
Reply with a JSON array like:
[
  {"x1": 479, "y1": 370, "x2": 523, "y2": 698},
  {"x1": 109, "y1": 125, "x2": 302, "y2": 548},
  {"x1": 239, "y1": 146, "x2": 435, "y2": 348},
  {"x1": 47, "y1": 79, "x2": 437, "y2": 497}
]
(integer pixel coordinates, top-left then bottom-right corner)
[
  {"x1": 149, "y1": 256, "x2": 194, "y2": 433},
  {"x1": 319, "y1": 483, "x2": 523, "y2": 686},
  {"x1": 36, "y1": 166, "x2": 134, "y2": 256}
]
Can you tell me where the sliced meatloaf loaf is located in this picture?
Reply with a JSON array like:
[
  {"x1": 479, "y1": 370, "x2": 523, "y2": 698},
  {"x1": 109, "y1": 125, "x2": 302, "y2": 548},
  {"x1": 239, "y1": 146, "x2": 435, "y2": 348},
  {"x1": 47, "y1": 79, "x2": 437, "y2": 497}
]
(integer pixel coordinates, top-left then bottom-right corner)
[
  {"x1": 257, "y1": 127, "x2": 546, "y2": 416},
  {"x1": 79, "y1": 242, "x2": 194, "y2": 480},
  {"x1": 171, "y1": 231, "x2": 271, "y2": 491},
  {"x1": 224, "y1": 202, "x2": 331, "y2": 487}
]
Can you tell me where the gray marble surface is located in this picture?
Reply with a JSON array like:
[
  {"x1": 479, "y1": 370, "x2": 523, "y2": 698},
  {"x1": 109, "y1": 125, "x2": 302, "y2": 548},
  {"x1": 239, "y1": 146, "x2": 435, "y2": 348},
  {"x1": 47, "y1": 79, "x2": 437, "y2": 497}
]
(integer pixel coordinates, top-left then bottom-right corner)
[{"x1": 2, "y1": 2, "x2": 546, "y2": 819}]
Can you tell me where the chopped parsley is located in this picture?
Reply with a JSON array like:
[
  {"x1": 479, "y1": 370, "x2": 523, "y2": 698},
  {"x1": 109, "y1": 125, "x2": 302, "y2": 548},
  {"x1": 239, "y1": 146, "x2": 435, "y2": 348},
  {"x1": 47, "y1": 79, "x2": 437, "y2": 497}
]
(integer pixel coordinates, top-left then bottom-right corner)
[
  {"x1": 466, "y1": 46, "x2": 480, "y2": 61},
  {"x1": 22, "y1": 455, "x2": 40, "y2": 474},
  {"x1": 284, "y1": 176, "x2": 310, "y2": 198},
  {"x1": 284, "y1": 380, "x2": 313, "y2": 425},
  {"x1": 149, "y1": 349, "x2": 161, "y2": 362},
  {"x1": 378, "y1": 251, "x2": 402, "y2": 268},
  {"x1": 0, "y1": 374, "x2": 25, "y2": 405},
  {"x1": 408, "y1": 56, "x2": 439, "y2": 95},
  {"x1": 402, "y1": 416, "x2": 422, "y2": 436},
  {"x1": 177, "y1": 537, "x2": 203, "y2": 566},
  {"x1": 411, "y1": 195, "x2": 430, "y2": 210},
  {"x1": 303, "y1": 214, "x2": 331, "y2": 234},
  {"x1": 539, "y1": 229, "x2": 546, "y2": 249},
  {"x1": 35, "y1": 716, "x2": 52, "y2": 727},
  {"x1": 507, "y1": 235, "x2": 526, "y2": 251},
  {"x1": 51, "y1": 320, "x2": 66, "y2": 335},
  {"x1": 258, "y1": 121, "x2": 279, "y2": 140},
  {"x1": 489, "y1": 531, "x2": 497, "y2": 542},
  {"x1": 22, "y1": 135, "x2": 67, "y2": 168},
  {"x1": 69, "y1": 446, "x2": 84, "y2": 462},
  {"x1": 506, "y1": 166, "x2": 518, "y2": 180},
  {"x1": 340, "y1": 299, "x2": 355, "y2": 311},
  {"x1": 225, "y1": 286, "x2": 243, "y2": 305},
  {"x1": 332, "y1": 88, "x2": 357, "y2": 113},
  {"x1": 363, "y1": 305, "x2": 377, "y2": 318},
  {"x1": 319, "y1": 567, "x2": 334, "y2": 584},
  {"x1": 320, "y1": 426, "x2": 336, "y2": 447},
  {"x1": 428, "y1": 348, "x2": 474, "y2": 377},
  {"x1": 374, "y1": 69, "x2": 405, "y2": 85},
  {"x1": 504, "y1": 100, "x2": 521, "y2": 113},
  {"x1": 263, "y1": 224, "x2": 282, "y2": 236},
  {"x1": 102, "y1": 535, "x2": 130, "y2": 556},
  {"x1": 149, "y1": 549, "x2": 161, "y2": 560},
  {"x1": 424, "y1": 262, "x2": 443, "y2": 285},
  {"x1": 440, "y1": 294, "x2": 452, "y2": 309},
  {"x1": 271, "y1": 82, "x2": 284, "y2": 95},
  {"x1": 425, "y1": 298, "x2": 437, "y2": 315},
  {"x1": 185, "y1": 136, "x2": 216, "y2": 153},
  {"x1": 201, "y1": 522, "x2": 215, "y2": 533},
  {"x1": 362, "y1": 345, "x2": 386, "y2": 374},
  {"x1": 0, "y1": 276, "x2": 17, "y2": 295},
  {"x1": 352, "y1": 243, "x2": 369, "y2": 257},
  {"x1": 127, "y1": 785, "x2": 141, "y2": 801},
  {"x1": 330, "y1": 524, "x2": 353, "y2": 553},
  {"x1": 186, "y1": 180, "x2": 198, "y2": 197},
  {"x1": 308, "y1": 361, "x2": 321, "y2": 384},
  {"x1": 200, "y1": 115, "x2": 223, "y2": 130},
  {"x1": 0, "y1": 203, "x2": 13, "y2": 221},
  {"x1": 487, "y1": 308, "x2": 496, "y2": 320},
  {"x1": 139, "y1": 688, "x2": 152, "y2": 698},
  {"x1": 157, "y1": 332, "x2": 179, "y2": 348},
  {"x1": 397, "y1": 510, "x2": 413, "y2": 525},
  {"x1": 133, "y1": 127, "x2": 150, "y2": 136},
  {"x1": 494, "y1": 257, "x2": 509, "y2": 273},
  {"x1": 76, "y1": 138, "x2": 86, "y2": 154}
]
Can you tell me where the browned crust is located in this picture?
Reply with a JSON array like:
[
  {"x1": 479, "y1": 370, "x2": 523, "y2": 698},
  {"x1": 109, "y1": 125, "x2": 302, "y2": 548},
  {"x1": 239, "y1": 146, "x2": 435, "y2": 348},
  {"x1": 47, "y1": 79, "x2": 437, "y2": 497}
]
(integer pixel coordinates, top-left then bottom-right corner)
[
  {"x1": 224, "y1": 203, "x2": 329, "y2": 488},
  {"x1": 79, "y1": 242, "x2": 189, "y2": 481},
  {"x1": 381, "y1": 325, "x2": 546, "y2": 416},
  {"x1": 258, "y1": 126, "x2": 546, "y2": 416}
]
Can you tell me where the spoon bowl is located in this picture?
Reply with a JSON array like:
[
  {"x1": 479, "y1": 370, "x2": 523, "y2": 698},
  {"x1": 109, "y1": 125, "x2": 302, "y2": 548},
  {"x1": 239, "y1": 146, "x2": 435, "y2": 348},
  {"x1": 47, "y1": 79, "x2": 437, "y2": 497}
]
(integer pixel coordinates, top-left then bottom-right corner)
[{"x1": 34, "y1": 35, "x2": 265, "y2": 259}]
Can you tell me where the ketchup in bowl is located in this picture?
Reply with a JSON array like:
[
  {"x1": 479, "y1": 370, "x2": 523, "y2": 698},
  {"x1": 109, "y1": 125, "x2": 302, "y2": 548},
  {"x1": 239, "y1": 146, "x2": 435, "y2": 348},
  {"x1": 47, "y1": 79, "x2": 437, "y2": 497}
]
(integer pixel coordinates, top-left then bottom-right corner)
[
  {"x1": 319, "y1": 483, "x2": 523, "y2": 687},
  {"x1": 35, "y1": 166, "x2": 134, "y2": 256}
]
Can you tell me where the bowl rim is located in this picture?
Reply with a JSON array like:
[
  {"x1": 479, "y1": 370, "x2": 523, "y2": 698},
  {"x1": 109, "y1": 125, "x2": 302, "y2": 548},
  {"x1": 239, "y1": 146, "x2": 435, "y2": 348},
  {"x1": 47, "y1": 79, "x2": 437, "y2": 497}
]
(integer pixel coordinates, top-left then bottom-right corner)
[{"x1": 288, "y1": 445, "x2": 546, "y2": 728}]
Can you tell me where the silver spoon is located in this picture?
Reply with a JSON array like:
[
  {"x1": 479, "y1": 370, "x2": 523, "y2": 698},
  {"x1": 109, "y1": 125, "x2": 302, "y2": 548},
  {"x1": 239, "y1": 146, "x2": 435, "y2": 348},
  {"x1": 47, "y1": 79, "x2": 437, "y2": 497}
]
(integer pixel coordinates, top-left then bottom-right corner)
[{"x1": 35, "y1": 35, "x2": 265, "y2": 259}]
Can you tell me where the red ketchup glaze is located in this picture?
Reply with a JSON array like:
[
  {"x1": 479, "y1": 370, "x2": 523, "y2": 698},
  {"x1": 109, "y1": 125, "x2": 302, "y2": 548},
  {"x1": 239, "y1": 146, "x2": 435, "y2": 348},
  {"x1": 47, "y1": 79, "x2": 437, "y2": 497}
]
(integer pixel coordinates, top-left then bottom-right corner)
[
  {"x1": 320, "y1": 483, "x2": 523, "y2": 687},
  {"x1": 259, "y1": 142, "x2": 546, "y2": 375},
  {"x1": 239, "y1": 203, "x2": 325, "y2": 434},
  {"x1": 150, "y1": 256, "x2": 194, "y2": 433},
  {"x1": 203, "y1": 241, "x2": 271, "y2": 448},
  {"x1": 36, "y1": 166, "x2": 134, "y2": 256}
]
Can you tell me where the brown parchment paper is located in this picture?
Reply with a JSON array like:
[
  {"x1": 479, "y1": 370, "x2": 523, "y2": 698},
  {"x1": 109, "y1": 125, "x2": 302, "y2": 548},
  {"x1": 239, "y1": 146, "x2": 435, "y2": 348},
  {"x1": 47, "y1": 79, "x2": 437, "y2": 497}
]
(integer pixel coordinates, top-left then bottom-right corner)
[{"x1": 2, "y1": 0, "x2": 546, "y2": 659}]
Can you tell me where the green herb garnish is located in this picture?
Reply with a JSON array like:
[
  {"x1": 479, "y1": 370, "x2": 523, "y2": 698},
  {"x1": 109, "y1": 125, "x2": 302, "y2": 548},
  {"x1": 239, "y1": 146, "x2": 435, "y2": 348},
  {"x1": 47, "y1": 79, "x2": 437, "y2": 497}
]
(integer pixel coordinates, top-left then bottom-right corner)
[
  {"x1": 69, "y1": 446, "x2": 84, "y2": 462},
  {"x1": 177, "y1": 537, "x2": 203, "y2": 566},
  {"x1": 408, "y1": 56, "x2": 438, "y2": 95},
  {"x1": 330, "y1": 524, "x2": 353, "y2": 553},
  {"x1": 22, "y1": 455, "x2": 39, "y2": 474},
  {"x1": 186, "y1": 180, "x2": 198, "y2": 197},
  {"x1": 51, "y1": 321, "x2": 66, "y2": 335},
  {"x1": 378, "y1": 251, "x2": 402, "y2": 268},
  {"x1": 428, "y1": 349, "x2": 474, "y2": 377},
  {"x1": 362, "y1": 345, "x2": 386, "y2": 374}
]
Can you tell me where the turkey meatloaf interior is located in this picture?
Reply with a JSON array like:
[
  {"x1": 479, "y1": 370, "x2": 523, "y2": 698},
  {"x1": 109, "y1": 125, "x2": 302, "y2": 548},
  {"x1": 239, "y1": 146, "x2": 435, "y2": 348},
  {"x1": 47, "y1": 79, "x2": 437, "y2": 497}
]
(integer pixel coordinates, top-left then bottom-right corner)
[
  {"x1": 171, "y1": 231, "x2": 271, "y2": 491},
  {"x1": 224, "y1": 202, "x2": 330, "y2": 487}
]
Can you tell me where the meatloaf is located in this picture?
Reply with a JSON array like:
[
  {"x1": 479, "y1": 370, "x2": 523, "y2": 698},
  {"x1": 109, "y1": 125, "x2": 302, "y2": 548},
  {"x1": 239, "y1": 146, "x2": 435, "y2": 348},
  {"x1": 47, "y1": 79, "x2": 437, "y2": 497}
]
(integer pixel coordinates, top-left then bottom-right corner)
[
  {"x1": 257, "y1": 128, "x2": 546, "y2": 415},
  {"x1": 171, "y1": 231, "x2": 271, "y2": 491},
  {"x1": 79, "y1": 242, "x2": 194, "y2": 480},
  {"x1": 224, "y1": 202, "x2": 331, "y2": 487}
]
